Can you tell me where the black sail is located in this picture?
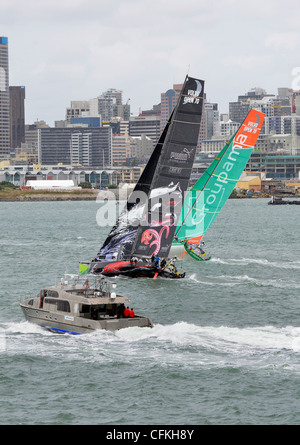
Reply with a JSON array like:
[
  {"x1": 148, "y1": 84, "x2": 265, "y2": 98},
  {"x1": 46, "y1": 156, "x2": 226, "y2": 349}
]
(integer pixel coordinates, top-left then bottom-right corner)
[
  {"x1": 95, "y1": 76, "x2": 204, "y2": 261},
  {"x1": 132, "y1": 76, "x2": 204, "y2": 258}
]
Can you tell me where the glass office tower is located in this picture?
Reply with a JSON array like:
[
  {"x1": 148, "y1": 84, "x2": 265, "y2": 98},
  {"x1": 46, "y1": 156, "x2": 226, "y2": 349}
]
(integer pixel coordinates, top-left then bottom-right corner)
[{"x1": 0, "y1": 37, "x2": 10, "y2": 155}]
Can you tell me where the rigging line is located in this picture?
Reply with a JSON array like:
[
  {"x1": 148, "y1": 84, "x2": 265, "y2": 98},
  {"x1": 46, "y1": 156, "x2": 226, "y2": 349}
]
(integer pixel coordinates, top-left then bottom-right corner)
[{"x1": 175, "y1": 132, "x2": 236, "y2": 236}]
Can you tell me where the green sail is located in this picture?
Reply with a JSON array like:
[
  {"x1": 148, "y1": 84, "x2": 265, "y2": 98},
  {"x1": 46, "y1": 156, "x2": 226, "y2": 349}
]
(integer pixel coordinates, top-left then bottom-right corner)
[{"x1": 175, "y1": 135, "x2": 252, "y2": 242}]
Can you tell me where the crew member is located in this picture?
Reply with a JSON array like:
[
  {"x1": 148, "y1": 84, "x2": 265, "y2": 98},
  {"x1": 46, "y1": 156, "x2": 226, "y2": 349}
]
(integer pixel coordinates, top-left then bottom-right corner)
[
  {"x1": 129, "y1": 308, "x2": 135, "y2": 318},
  {"x1": 124, "y1": 306, "x2": 130, "y2": 317}
]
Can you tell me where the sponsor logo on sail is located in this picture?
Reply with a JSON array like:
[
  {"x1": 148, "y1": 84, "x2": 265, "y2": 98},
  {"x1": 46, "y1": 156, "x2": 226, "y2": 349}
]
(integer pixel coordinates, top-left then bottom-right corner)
[
  {"x1": 183, "y1": 80, "x2": 202, "y2": 105},
  {"x1": 170, "y1": 147, "x2": 193, "y2": 162},
  {"x1": 195, "y1": 110, "x2": 264, "y2": 219},
  {"x1": 242, "y1": 113, "x2": 261, "y2": 135}
]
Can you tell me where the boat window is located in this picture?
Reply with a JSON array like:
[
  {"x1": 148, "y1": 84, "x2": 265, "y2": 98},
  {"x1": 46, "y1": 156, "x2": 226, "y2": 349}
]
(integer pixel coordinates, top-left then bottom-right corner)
[
  {"x1": 47, "y1": 290, "x2": 59, "y2": 298},
  {"x1": 57, "y1": 301, "x2": 70, "y2": 312},
  {"x1": 44, "y1": 299, "x2": 70, "y2": 313},
  {"x1": 28, "y1": 299, "x2": 34, "y2": 306},
  {"x1": 81, "y1": 304, "x2": 90, "y2": 314},
  {"x1": 45, "y1": 298, "x2": 58, "y2": 306}
]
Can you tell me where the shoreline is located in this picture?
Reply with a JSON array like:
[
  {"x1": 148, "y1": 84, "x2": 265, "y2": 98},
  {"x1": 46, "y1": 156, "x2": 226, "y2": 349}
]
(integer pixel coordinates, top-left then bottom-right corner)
[
  {"x1": 0, "y1": 196, "x2": 98, "y2": 202},
  {"x1": 0, "y1": 193, "x2": 273, "y2": 202}
]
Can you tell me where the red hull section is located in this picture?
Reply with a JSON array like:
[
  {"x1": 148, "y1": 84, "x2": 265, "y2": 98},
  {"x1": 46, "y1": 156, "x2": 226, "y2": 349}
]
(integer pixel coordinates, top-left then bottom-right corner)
[{"x1": 102, "y1": 261, "x2": 131, "y2": 275}]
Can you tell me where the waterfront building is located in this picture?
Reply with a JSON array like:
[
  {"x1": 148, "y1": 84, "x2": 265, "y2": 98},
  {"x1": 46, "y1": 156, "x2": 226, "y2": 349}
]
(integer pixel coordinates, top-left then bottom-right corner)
[
  {"x1": 263, "y1": 154, "x2": 300, "y2": 179},
  {"x1": 38, "y1": 127, "x2": 112, "y2": 167},
  {"x1": 0, "y1": 37, "x2": 10, "y2": 156},
  {"x1": 0, "y1": 164, "x2": 120, "y2": 188},
  {"x1": 116, "y1": 166, "x2": 144, "y2": 184}
]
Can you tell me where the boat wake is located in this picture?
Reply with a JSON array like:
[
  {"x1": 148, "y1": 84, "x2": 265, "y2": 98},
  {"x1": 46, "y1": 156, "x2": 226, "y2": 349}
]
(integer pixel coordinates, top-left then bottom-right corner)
[
  {"x1": 116, "y1": 322, "x2": 300, "y2": 349},
  {"x1": 2, "y1": 320, "x2": 300, "y2": 371},
  {"x1": 188, "y1": 272, "x2": 300, "y2": 289},
  {"x1": 211, "y1": 256, "x2": 300, "y2": 270}
]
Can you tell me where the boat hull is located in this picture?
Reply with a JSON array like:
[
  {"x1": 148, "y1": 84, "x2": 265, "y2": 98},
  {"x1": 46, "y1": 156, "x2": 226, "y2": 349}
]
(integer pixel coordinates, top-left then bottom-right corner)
[
  {"x1": 169, "y1": 241, "x2": 211, "y2": 261},
  {"x1": 268, "y1": 198, "x2": 300, "y2": 205},
  {"x1": 101, "y1": 261, "x2": 185, "y2": 279},
  {"x1": 20, "y1": 304, "x2": 153, "y2": 334}
]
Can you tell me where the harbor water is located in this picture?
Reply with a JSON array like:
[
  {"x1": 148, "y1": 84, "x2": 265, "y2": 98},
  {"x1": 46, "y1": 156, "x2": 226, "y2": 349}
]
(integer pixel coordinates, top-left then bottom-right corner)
[{"x1": 0, "y1": 198, "x2": 300, "y2": 425}]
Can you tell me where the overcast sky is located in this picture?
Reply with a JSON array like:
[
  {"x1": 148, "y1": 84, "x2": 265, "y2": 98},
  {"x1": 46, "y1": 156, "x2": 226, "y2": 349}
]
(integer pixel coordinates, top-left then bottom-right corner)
[{"x1": 2, "y1": 0, "x2": 300, "y2": 126}]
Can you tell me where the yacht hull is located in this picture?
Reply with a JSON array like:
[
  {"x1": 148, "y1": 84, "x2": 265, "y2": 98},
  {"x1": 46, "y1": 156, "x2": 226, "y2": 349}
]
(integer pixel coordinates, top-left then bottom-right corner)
[{"x1": 20, "y1": 304, "x2": 153, "y2": 335}]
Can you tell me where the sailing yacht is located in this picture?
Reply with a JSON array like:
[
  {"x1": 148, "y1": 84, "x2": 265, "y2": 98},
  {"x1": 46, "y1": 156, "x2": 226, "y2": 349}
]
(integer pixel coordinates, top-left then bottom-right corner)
[
  {"x1": 84, "y1": 75, "x2": 205, "y2": 278},
  {"x1": 170, "y1": 108, "x2": 265, "y2": 259}
]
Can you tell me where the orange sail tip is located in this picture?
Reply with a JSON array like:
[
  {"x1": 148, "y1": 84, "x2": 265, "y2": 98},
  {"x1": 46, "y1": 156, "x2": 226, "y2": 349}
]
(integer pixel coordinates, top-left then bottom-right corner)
[
  {"x1": 234, "y1": 109, "x2": 265, "y2": 149},
  {"x1": 186, "y1": 235, "x2": 203, "y2": 245}
]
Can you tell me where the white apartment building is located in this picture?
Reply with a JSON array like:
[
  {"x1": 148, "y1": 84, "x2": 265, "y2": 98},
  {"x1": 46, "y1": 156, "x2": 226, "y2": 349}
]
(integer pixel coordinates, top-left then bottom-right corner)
[
  {"x1": 214, "y1": 119, "x2": 240, "y2": 137},
  {"x1": 130, "y1": 134, "x2": 154, "y2": 160},
  {"x1": 70, "y1": 132, "x2": 92, "y2": 166}
]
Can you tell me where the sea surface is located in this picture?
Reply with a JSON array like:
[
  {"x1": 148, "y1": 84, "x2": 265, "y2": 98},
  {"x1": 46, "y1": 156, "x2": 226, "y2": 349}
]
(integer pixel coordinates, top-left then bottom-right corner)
[{"x1": 0, "y1": 198, "x2": 299, "y2": 425}]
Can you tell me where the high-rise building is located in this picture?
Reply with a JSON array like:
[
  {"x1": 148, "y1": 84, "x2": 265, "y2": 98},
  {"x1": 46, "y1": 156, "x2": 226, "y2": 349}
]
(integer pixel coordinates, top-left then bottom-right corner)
[
  {"x1": 129, "y1": 134, "x2": 154, "y2": 161},
  {"x1": 129, "y1": 114, "x2": 161, "y2": 145},
  {"x1": 65, "y1": 101, "x2": 90, "y2": 123},
  {"x1": 10, "y1": 86, "x2": 25, "y2": 148},
  {"x1": 38, "y1": 127, "x2": 112, "y2": 167},
  {"x1": 71, "y1": 132, "x2": 92, "y2": 166},
  {"x1": 111, "y1": 133, "x2": 130, "y2": 166},
  {"x1": 160, "y1": 83, "x2": 182, "y2": 133},
  {"x1": 205, "y1": 102, "x2": 219, "y2": 139},
  {"x1": 0, "y1": 37, "x2": 10, "y2": 155}
]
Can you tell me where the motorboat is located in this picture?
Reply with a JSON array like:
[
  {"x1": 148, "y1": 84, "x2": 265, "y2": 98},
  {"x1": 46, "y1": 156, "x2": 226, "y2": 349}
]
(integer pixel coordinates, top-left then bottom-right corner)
[{"x1": 20, "y1": 274, "x2": 153, "y2": 334}]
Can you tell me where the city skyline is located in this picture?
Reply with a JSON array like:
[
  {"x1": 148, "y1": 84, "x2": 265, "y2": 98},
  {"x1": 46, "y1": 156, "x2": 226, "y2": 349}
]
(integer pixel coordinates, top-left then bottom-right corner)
[{"x1": 1, "y1": 0, "x2": 300, "y2": 126}]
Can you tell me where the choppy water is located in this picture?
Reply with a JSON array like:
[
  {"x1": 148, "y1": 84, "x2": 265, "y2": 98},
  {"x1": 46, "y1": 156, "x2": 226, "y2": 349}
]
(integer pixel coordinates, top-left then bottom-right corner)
[{"x1": 0, "y1": 199, "x2": 300, "y2": 425}]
